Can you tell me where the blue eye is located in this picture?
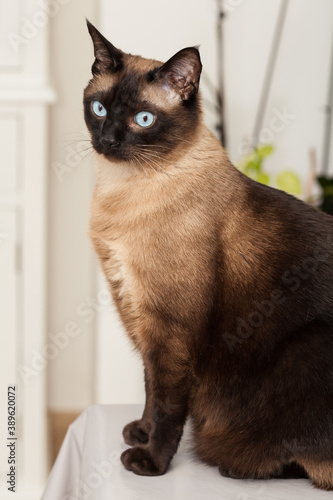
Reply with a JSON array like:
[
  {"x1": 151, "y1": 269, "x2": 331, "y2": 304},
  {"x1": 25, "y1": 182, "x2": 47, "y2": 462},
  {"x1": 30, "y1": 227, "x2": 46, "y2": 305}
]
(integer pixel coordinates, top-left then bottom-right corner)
[
  {"x1": 92, "y1": 101, "x2": 107, "y2": 117},
  {"x1": 135, "y1": 111, "x2": 155, "y2": 127}
]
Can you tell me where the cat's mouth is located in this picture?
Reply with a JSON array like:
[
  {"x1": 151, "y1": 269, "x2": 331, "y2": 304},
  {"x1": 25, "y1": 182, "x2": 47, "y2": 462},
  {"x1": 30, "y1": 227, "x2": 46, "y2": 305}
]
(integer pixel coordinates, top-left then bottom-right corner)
[
  {"x1": 93, "y1": 139, "x2": 132, "y2": 162},
  {"x1": 103, "y1": 150, "x2": 132, "y2": 163}
]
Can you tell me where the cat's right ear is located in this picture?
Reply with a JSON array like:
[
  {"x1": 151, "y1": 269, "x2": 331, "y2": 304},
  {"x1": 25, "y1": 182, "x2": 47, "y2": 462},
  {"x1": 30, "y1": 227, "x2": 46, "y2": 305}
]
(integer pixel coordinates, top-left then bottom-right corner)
[
  {"x1": 155, "y1": 47, "x2": 202, "y2": 100},
  {"x1": 86, "y1": 20, "x2": 123, "y2": 75}
]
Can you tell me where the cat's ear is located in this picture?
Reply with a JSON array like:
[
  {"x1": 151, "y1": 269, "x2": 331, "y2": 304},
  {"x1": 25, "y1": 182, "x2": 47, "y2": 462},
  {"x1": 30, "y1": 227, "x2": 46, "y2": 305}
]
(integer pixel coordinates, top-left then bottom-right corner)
[
  {"x1": 156, "y1": 47, "x2": 202, "y2": 100},
  {"x1": 86, "y1": 20, "x2": 123, "y2": 75}
]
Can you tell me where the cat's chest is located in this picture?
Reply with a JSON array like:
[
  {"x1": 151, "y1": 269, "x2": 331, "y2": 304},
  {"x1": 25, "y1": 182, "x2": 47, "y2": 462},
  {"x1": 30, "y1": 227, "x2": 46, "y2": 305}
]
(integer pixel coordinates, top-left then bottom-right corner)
[
  {"x1": 102, "y1": 232, "x2": 151, "y2": 304},
  {"x1": 107, "y1": 244, "x2": 130, "y2": 298},
  {"x1": 90, "y1": 177, "x2": 209, "y2": 311}
]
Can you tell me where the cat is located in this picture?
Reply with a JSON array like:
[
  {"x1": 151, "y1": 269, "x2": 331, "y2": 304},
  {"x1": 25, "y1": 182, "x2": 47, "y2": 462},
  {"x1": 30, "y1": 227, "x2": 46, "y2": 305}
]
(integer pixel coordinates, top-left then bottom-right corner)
[{"x1": 84, "y1": 20, "x2": 333, "y2": 490}]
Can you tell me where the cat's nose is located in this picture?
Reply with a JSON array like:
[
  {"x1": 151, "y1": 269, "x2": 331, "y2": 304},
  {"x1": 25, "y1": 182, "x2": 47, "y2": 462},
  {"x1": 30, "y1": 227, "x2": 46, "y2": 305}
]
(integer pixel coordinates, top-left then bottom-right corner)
[{"x1": 100, "y1": 136, "x2": 120, "y2": 150}]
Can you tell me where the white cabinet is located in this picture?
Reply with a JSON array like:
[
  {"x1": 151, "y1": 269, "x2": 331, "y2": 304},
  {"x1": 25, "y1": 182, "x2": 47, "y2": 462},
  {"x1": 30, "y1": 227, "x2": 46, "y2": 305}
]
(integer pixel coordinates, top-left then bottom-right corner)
[
  {"x1": 0, "y1": 115, "x2": 19, "y2": 190},
  {"x1": 0, "y1": 1, "x2": 55, "y2": 498}
]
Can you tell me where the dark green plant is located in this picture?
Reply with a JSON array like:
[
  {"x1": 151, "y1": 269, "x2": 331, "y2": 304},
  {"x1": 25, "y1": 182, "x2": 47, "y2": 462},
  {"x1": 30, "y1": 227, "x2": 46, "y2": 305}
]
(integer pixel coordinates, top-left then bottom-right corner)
[{"x1": 317, "y1": 176, "x2": 333, "y2": 215}]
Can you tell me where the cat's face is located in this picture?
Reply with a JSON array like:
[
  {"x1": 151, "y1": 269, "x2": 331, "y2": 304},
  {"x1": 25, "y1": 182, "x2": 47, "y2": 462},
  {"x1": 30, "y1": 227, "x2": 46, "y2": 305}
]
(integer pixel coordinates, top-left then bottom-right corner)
[{"x1": 84, "y1": 21, "x2": 203, "y2": 167}]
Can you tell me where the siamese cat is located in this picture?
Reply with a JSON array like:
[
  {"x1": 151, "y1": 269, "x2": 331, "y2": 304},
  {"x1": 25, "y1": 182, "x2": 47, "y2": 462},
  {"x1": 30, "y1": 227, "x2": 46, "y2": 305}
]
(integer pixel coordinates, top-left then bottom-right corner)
[{"x1": 84, "y1": 21, "x2": 333, "y2": 490}]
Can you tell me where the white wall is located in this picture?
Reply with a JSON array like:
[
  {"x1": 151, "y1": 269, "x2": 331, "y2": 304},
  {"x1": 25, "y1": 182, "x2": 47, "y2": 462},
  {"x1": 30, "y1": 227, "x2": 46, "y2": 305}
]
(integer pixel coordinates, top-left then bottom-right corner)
[{"x1": 47, "y1": 0, "x2": 97, "y2": 412}]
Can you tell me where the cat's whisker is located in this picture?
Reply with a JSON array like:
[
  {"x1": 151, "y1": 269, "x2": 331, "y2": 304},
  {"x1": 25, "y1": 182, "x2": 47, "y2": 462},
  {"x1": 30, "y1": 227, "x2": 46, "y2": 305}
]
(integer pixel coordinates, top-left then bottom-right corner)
[
  {"x1": 74, "y1": 145, "x2": 95, "y2": 160},
  {"x1": 138, "y1": 143, "x2": 167, "y2": 147},
  {"x1": 139, "y1": 148, "x2": 167, "y2": 162},
  {"x1": 136, "y1": 153, "x2": 163, "y2": 175},
  {"x1": 137, "y1": 151, "x2": 160, "y2": 165},
  {"x1": 62, "y1": 139, "x2": 92, "y2": 144},
  {"x1": 137, "y1": 150, "x2": 164, "y2": 163},
  {"x1": 172, "y1": 134, "x2": 194, "y2": 143},
  {"x1": 55, "y1": 140, "x2": 93, "y2": 156},
  {"x1": 137, "y1": 152, "x2": 174, "y2": 178},
  {"x1": 60, "y1": 132, "x2": 91, "y2": 140},
  {"x1": 139, "y1": 144, "x2": 170, "y2": 151},
  {"x1": 133, "y1": 155, "x2": 149, "y2": 178},
  {"x1": 136, "y1": 153, "x2": 159, "y2": 174},
  {"x1": 137, "y1": 146, "x2": 166, "y2": 159},
  {"x1": 81, "y1": 149, "x2": 96, "y2": 160},
  {"x1": 138, "y1": 150, "x2": 167, "y2": 159},
  {"x1": 171, "y1": 134, "x2": 195, "y2": 146},
  {"x1": 139, "y1": 152, "x2": 176, "y2": 174},
  {"x1": 77, "y1": 145, "x2": 95, "y2": 153}
]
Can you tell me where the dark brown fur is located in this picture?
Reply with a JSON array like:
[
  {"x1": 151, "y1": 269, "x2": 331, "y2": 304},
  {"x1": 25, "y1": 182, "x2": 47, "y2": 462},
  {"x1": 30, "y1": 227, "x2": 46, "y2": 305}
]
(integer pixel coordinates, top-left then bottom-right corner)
[{"x1": 84, "y1": 21, "x2": 333, "y2": 490}]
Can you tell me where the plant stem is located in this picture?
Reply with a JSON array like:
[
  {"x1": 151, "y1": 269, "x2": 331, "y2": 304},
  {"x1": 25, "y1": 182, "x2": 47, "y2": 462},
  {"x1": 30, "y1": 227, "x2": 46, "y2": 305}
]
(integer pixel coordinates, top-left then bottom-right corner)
[
  {"x1": 321, "y1": 32, "x2": 333, "y2": 176},
  {"x1": 252, "y1": 0, "x2": 289, "y2": 149},
  {"x1": 216, "y1": 0, "x2": 227, "y2": 147}
]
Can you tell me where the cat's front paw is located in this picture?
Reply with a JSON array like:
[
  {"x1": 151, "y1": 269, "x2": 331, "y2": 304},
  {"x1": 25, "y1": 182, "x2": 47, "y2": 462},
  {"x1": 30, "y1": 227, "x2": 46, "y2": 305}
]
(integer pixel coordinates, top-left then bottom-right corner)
[
  {"x1": 122, "y1": 419, "x2": 150, "y2": 446},
  {"x1": 121, "y1": 447, "x2": 166, "y2": 476}
]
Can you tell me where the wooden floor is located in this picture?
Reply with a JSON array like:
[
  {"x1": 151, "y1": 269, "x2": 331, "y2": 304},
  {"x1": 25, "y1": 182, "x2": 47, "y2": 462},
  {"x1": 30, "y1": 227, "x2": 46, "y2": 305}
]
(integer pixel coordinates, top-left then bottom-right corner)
[{"x1": 48, "y1": 411, "x2": 80, "y2": 465}]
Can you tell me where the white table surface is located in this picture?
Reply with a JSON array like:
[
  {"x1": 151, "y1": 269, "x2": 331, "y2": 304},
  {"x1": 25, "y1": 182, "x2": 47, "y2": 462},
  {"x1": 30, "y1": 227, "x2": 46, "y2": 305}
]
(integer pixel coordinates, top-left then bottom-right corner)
[{"x1": 41, "y1": 404, "x2": 332, "y2": 500}]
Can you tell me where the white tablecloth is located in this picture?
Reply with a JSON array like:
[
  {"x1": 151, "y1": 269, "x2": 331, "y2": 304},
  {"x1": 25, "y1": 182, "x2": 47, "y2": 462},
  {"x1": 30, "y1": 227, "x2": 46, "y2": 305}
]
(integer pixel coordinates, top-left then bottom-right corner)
[{"x1": 41, "y1": 405, "x2": 332, "y2": 500}]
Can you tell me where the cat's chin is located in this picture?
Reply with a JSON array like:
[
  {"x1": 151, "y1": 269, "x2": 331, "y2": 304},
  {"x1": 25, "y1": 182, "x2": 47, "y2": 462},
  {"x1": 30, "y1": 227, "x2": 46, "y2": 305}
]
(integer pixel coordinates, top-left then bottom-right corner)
[
  {"x1": 91, "y1": 143, "x2": 132, "y2": 164},
  {"x1": 102, "y1": 152, "x2": 133, "y2": 164},
  {"x1": 95, "y1": 154, "x2": 138, "y2": 192}
]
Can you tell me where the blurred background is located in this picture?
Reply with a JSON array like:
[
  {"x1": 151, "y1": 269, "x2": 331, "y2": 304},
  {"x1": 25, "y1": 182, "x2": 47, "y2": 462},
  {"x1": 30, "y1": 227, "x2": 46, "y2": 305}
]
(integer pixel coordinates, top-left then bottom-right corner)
[{"x1": 1, "y1": 0, "x2": 333, "y2": 496}]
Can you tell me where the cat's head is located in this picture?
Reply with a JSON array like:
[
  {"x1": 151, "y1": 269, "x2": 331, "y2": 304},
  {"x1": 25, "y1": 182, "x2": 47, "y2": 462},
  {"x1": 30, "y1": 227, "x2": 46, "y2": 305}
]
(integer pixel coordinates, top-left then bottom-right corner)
[{"x1": 84, "y1": 21, "x2": 203, "y2": 168}]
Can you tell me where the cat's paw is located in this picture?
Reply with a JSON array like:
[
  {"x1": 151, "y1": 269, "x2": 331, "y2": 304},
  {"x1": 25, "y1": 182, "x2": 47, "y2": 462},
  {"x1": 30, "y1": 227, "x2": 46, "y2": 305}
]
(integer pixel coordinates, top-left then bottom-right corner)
[
  {"x1": 121, "y1": 447, "x2": 165, "y2": 476},
  {"x1": 122, "y1": 420, "x2": 150, "y2": 446}
]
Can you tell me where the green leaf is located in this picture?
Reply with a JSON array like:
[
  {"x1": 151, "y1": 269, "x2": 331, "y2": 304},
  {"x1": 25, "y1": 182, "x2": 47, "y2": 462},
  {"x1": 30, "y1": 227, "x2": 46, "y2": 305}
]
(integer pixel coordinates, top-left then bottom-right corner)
[
  {"x1": 244, "y1": 158, "x2": 262, "y2": 175},
  {"x1": 244, "y1": 168, "x2": 258, "y2": 181},
  {"x1": 255, "y1": 144, "x2": 274, "y2": 159},
  {"x1": 276, "y1": 171, "x2": 301, "y2": 195},
  {"x1": 238, "y1": 145, "x2": 274, "y2": 174},
  {"x1": 257, "y1": 173, "x2": 270, "y2": 185}
]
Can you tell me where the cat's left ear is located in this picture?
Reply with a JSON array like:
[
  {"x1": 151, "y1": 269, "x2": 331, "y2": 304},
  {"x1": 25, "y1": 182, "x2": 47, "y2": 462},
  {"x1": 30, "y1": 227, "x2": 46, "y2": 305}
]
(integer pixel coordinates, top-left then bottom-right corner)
[
  {"x1": 156, "y1": 47, "x2": 202, "y2": 100},
  {"x1": 86, "y1": 20, "x2": 124, "y2": 75}
]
